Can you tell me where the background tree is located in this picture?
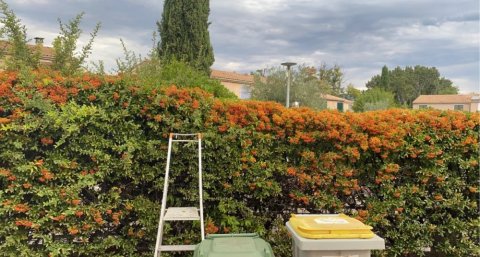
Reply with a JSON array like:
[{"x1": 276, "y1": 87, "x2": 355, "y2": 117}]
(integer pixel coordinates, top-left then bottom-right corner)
[
  {"x1": 352, "y1": 88, "x2": 396, "y2": 112},
  {"x1": 0, "y1": 0, "x2": 40, "y2": 70},
  {"x1": 366, "y1": 65, "x2": 458, "y2": 106},
  {"x1": 157, "y1": 0, "x2": 214, "y2": 75},
  {"x1": 318, "y1": 63, "x2": 344, "y2": 96},
  {"x1": 345, "y1": 84, "x2": 361, "y2": 101},
  {"x1": 251, "y1": 65, "x2": 329, "y2": 110},
  {"x1": 52, "y1": 12, "x2": 100, "y2": 76}
]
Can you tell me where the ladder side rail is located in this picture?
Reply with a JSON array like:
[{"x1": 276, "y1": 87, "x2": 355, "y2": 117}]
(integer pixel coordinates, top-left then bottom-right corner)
[
  {"x1": 198, "y1": 134, "x2": 205, "y2": 240},
  {"x1": 154, "y1": 134, "x2": 174, "y2": 257}
]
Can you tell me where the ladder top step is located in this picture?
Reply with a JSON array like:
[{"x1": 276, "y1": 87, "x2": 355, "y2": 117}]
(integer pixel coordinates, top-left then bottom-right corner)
[
  {"x1": 171, "y1": 139, "x2": 199, "y2": 142},
  {"x1": 164, "y1": 207, "x2": 200, "y2": 221},
  {"x1": 158, "y1": 244, "x2": 197, "y2": 251},
  {"x1": 170, "y1": 133, "x2": 201, "y2": 138}
]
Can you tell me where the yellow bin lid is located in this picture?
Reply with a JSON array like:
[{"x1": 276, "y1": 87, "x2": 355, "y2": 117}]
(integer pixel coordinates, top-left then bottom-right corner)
[{"x1": 289, "y1": 214, "x2": 374, "y2": 239}]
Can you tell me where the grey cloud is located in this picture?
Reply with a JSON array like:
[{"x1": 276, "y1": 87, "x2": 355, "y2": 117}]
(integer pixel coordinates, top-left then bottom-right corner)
[{"x1": 3, "y1": 0, "x2": 478, "y2": 92}]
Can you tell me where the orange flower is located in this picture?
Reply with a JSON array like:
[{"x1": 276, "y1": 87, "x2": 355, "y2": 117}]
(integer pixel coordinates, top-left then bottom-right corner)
[
  {"x1": 68, "y1": 227, "x2": 79, "y2": 235},
  {"x1": 343, "y1": 170, "x2": 354, "y2": 177},
  {"x1": 393, "y1": 191, "x2": 401, "y2": 198},
  {"x1": 87, "y1": 94, "x2": 97, "y2": 101},
  {"x1": 13, "y1": 204, "x2": 29, "y2": 213},
  {"x1": 51, "y1": 214, "x2": 66, "y2": 221},
  {"x1": 41, "y1": 169, "x2": 54, "y2": 180},
  {"x1": 34, "y1": 159, "x2": 44, "y2": 166},
  {"x1": 15, "y1": 219, "x2": 33, "y2": 227},
  {"x1": 82, "y1": 223, "x2": 91, "y2": 231},
  {"x1": 0, "y1": 117, "x2": 11, "y2": 124},
  {"x1": 205, "y1": 220, "x2": 219, "y2": 234},
  {"x1": 75, "y1": 210, "x2": 84, "y2": 217},
  {"x1": 113, "y1": 92, "x2": 120, "y2": 101},
  {"x1": 191, "y1": 99, "x2": 200, "y2": 109},
  {"x1": 40, "y1": 137, "x2": 54, "y2": 145},
  {"x1": 287, "y1": 167, "x2": 296, "y2": 176},
  {"x1": 153, "y1": 114, "x2": 162, "y2": 122},
  {"x1": 384, "y1": 163, "x2": 400, "y2": 174},
  {"x1": 0, "y1": 169, "x2": 11, "y2": 177},
  {"x1": 358, "y1": 210, "x2": 368, "y2": 218}
]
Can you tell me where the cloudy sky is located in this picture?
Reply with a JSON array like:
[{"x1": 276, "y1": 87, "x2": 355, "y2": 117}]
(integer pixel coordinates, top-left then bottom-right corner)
[{"x1": 5, "y1": 0, "x2": 480, "y2": 92}]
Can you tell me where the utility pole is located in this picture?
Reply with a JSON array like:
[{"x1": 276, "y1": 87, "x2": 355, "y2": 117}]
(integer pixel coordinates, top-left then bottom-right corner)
[{"x1": 281, "y1": 62, "x2": 296, "y2": 108}]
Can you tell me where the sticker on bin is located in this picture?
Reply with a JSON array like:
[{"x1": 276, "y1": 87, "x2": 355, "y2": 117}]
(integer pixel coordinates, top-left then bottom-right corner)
[
  {"x1": 289, "y1": 214, "x2": 375, "y2": 239},
  {"x1": 314, "y1": 217, "x2": 349, "y2": 224}
]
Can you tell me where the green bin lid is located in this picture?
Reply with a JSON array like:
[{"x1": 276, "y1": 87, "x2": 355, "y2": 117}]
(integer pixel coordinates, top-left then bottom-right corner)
[{"x1": 194, "y1": 233, "x2": 274, "y2": 257}]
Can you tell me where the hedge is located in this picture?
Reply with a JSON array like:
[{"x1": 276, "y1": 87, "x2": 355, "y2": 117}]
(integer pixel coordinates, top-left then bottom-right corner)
[{"x1": 0, "y1": 70, "x2": 478, "y2": 257}]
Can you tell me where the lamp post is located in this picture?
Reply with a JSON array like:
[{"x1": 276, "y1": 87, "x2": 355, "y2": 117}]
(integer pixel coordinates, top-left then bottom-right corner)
[{"x1": 281, "y1": 62, "x2": 296, "y2": 108}]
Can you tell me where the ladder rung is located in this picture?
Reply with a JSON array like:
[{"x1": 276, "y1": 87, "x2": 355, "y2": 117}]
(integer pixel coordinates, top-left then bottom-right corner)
[
  {"x1": 164, "y1": 207, "x2": 200, "y2": 221},
  {"x1": 158, "y1": 244, "x2": 197, "y2": 251},
  {"x1": 171, "y1": 139, "x2": 198, "y2": 142}
]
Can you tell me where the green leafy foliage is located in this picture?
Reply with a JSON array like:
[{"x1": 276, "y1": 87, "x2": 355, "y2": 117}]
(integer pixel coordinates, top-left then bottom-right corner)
[
  {"x1": 0, "y1": 0, "x2": 40, "y2": 70},
  {"x1": 115, "y1": 38, "x2": 236, "y2": 99},
  {"x1": 366, "y1": 65, "x2": 459, "y2": 107},
  {"x1": 353, "y1": 88, "x2": 397, "y2": 112},
  {"x1": 0, "y1": 70, "x2": 478, "y2": 257},
  {"x1": 158, "y1": 0, "x2": 214, "y2": 75},
  {"x1": 52, "y1": 12, "x2": 101, "y2": 76},
  {"x1": 251, "y1": 65, "x2": 329, "y2": 110}
]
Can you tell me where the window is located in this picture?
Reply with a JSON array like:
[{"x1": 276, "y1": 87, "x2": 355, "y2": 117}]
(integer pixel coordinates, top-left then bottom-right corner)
[
  {"x1": 419, "y1": 105, "x2": 428, "y2": 109},
  {"x1": 337, "y1": 102, "x2": 344, "y2": 112},
  {"x1": 454, "y1": 104, "x2": 464, "y2": 111},
  {"x1": 240, "y1": 85, "x2": 251, "y2": 99}
]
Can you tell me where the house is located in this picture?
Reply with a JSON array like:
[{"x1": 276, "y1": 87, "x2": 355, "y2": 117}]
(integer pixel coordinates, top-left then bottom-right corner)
[
  {"x1": 0, "y1": 37, "x2": 54, "y2": 68},
  {"x1": 412, "y1": 94, "x2": 480, "y2": 112},
  {"x1": 322, "y1": 94, "x2": 353, "y2": 112},
  {"x1": 210, "y1": 69, "x2": 254, "y2": 99}
]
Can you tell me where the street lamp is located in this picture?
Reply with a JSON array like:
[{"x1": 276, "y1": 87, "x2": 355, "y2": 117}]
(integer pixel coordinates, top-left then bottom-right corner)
[{"x1": 281, "y1": 62, "x2": 296, "y2": 108}]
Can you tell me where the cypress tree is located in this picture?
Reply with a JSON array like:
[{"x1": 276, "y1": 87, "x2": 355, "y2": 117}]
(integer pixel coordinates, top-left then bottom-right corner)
[{"x1": 158, "y1": 0, "x2": 214, "y2": 75}]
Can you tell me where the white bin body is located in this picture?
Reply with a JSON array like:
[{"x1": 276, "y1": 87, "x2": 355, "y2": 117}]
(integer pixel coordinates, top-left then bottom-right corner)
[{"x1": 286, "y1": 221, "x2": 385, "y2": 257}]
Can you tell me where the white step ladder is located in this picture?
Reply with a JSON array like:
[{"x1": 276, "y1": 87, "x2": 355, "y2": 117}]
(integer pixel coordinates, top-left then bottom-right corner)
[{"x1": 154, "y1": 133, "x2": 205, "y2": 256}]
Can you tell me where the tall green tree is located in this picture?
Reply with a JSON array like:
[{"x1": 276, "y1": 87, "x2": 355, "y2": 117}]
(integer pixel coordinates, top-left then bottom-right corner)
[
  {"x1": 345, "y1": 84, "x2": 362, "y2": 101},
  {"x1": 251, "y1": 65, "x2": 329, "y2": 110},
  {"x1": 352, "y1": 88, "x2": 396, "y2": 112},
  {"x1": 318, "y1": 63, "x2": 344, "y2": 96},
  {"x1": 52, "y1": 12, "x2": 100, "y2": 76},
  {"x1": 157, "y1": 0, "x2": 214, "y2": 75},
  {"x1": 0, "y1": 0, "x2": 40, "y2": 70},
  {"x1": 366, "y1": 65, "x2": 458, "y2": 106}
]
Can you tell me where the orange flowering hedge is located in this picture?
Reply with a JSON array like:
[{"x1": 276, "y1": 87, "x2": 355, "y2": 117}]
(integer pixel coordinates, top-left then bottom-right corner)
[{"x1": 0, "y1": 70, "x2": 478, "y2": 256}]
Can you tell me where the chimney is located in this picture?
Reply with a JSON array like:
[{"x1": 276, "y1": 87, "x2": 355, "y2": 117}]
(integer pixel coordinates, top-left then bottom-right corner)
[{"x1": 34, "y1": 37, "x2": 44, "y2": 45}]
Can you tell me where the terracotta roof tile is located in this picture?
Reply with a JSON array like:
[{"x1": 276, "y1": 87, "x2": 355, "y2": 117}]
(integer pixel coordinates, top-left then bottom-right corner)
[
  {"x1": 322, "y1": 94, "x2": 353, "y2": 103},
  {"x1": 211, "y1": 69, "x2": 254, "y2": 85},
  {"x1": 413, "y1": 94, "x2": 479, "y2": 104},
  {"x1": 0, "y1": 40, "x2": 54, "y2": 61}
]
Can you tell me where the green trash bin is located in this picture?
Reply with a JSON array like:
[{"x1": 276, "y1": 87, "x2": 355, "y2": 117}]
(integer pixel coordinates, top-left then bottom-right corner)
[{"x1": 193, "y1": 233, "x2": 274, "y2": 257}]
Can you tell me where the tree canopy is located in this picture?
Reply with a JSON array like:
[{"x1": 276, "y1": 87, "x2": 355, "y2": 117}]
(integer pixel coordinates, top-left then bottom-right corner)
[
  {"x1": 366, "y1": 65, "x2": 458, "y2": 106},
  {"x1": 251, "y1": 65, "x2": 330, "y2": 110},
  {"x1": 352, "y1": 88, "x2": 396, "y2": 112},
  {"x1": 52, "y1": 12, "x2": 100, "y2": 76},
  {"x1": 0, "y1": 1, "x2": 100, "y2": 74},
  {"x1": 0, "y1": 0, "x2": 40, "y2": 70},
  {"x1": 157, "y1": 0, "x2": 214, "y2": 76}
]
